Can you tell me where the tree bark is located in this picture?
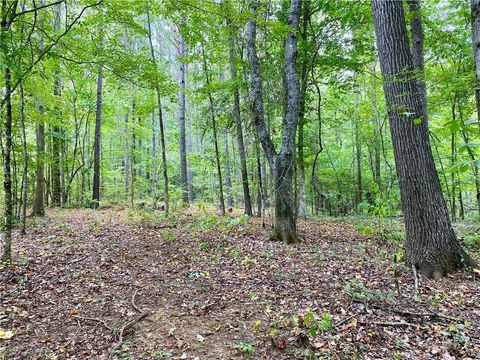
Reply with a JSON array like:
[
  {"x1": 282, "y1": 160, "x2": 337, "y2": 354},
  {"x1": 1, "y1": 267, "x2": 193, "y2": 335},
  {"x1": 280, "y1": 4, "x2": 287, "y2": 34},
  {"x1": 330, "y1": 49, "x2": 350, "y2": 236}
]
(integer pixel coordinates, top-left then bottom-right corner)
[
  {"x1": 371, "y1": 62, "x2": 382, "y2": 190},
  {"x1": 92, "y1": 65, "x2": 103, "y2": 209},
  {"x1": 408, "y1": 0, "x2": 427, "y2": 123},
  {"x1": 248, "y1": 0, "x2": 301, "y2": 244},
  {"x1": 471, "y1": 0, "x2": 480, "y2": 135},
  {"x1": 372, "y1": 0, "x2": 476, "y2": 278}
]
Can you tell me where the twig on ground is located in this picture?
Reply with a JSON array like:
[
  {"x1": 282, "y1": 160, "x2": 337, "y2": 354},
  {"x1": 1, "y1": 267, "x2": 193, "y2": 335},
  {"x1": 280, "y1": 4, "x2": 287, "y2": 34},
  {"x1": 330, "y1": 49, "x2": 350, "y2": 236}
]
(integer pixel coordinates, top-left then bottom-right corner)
[
  {"x1": 359, "y1": 320, "x2": 418, "y2": 328},
  {"x1": 114, "y1": 289, "x2": 150, "y2": 349},
  {"x1": 131, "y1": 289, "x2": 143, "y2": 313},
  {"x1": 72, "y1": 315, "x2": 112, "y2": 331},
  {"x1": 63, "y1": 319, "x2": 81, "y2": 348},
  {"x1": 334, "y1": 314, "x2": 356, "y2": 328},
  {"x1": 114, "y1": 311, "x2": 149, "y2": 349}
]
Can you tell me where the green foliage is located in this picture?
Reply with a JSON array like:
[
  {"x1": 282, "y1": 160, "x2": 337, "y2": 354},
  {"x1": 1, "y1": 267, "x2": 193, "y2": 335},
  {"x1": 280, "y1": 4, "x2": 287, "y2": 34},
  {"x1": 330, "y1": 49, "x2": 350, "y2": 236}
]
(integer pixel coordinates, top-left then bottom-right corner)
[
  {"x1": 303, "y1": 311, "x2": 333, "y2": 337},
  {"x1": 233, "y1": 342, "x2": 255, "y2": 355}
]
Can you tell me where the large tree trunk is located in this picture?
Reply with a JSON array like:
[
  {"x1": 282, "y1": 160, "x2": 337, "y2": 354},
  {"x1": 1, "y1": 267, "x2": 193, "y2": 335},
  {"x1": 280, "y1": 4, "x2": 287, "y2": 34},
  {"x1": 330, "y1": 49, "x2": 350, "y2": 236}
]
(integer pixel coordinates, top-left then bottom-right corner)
[
  {"x1": 92, "y1": 65, "x2": 103, "y2": 209},
  {"x1": 372, "y1": 0, "x2": 476, "y2": 278},
  {"x1": 178, "y1": 28, "x2": 189, "y2": 205},
  {"x1": 248, "y1": 0, "x2": 301, "y2": 244},
  {"x1": 227, "y1": 22, "x2": 253, "y2": 215}
]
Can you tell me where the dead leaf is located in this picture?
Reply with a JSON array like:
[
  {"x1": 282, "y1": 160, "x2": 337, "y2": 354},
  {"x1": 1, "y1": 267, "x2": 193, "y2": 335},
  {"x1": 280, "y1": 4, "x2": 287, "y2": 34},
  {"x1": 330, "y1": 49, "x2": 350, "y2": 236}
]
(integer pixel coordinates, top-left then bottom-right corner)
[{"x1": 0, "y1": 330, "x2": 15, "y2": 340}]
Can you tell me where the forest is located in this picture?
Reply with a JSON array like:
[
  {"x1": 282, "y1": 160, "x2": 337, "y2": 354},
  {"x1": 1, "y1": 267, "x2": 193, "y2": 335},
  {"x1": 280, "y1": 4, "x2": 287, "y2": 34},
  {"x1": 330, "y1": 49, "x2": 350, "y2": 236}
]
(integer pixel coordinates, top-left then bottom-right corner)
[{"x1": 1, "y1": 0, "x2": 480, "y2": 358}]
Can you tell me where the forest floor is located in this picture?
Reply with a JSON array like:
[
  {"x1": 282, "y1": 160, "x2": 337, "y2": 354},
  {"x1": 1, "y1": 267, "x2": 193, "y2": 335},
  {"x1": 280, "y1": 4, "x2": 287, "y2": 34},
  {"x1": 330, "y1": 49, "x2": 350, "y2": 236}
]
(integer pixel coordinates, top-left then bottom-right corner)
[{"x1": 1, "y1": 207, "x2": 479, "y2": 360}]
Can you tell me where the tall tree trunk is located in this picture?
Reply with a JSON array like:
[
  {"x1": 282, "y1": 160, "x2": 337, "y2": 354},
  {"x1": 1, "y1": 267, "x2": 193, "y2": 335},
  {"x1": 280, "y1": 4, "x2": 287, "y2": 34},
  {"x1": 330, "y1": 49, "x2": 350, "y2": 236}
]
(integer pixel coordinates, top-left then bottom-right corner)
[
  {"x1": 33, "y1": 102, "x2": 45, "y2": 216},
  {"x1": 20, "y1": 83, "x2": 27, "y2": 234},
  {"x1": 178, "y1": 27, "x2": 189, "y2": 205},
  {"x1": 51, "y1": 4, "x2": 62, "y2": 207},
  {"x1": 51, "y1": 82, "x2": 62, "y2": 207},
  {"x1": 92, "y1": 65, "x2": 103, "y2": 209},
  {"x1": 371, "y1": 62, "x2": 382, "y2": 190},
  {"x1": 186, "y1": 101, "x2": 194, "y2": 202},
  {"x1": 1, "y1": 65, "x2": 13, "y2": 262},
  {"x1": 297, "y1": 0, "x2": 310, "y2": 219},
  {"x1": 123, "y1": 112, "x2": 129, "y2": 198},
  {"x1": 471, "y1": 0, "x2": 480, "y2": 135},
  {"x1": 227, "y1": 21, "x2": 252, "y2": 215},
  {"x1": 225, "y1": 131, "x2": 233, "y2": 209},
  {"x1": 248, "y1": 0, "x2": 301, "y2": 244},
  {"x1": 151, "y1": 112, "x2": 157, "y2": 198},
  {"x1": 354, "y1": 80, "x2": 362, "y2": 206},
  {"x1": 147, "y1": 9, "x2": 169, "y2": 213},
  {"x1": 372, "y1": 0, "x2": 476, "y2": 278},
  {"x1": 202, "y1": 49, "x2": 226, "y2": 215},
  {"x1": 131, "y1": 109, "x2": 137, "y2": 207}
]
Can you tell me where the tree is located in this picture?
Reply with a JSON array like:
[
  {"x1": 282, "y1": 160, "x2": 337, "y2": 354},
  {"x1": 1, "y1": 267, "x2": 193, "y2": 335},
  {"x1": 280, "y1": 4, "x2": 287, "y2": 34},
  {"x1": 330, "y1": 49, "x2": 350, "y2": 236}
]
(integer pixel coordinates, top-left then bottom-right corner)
[
  {"x1": 92, "y1": 65, "x2": 103, "y2": 209},
  {"x1": 177, "y1": 22, "x2": 189, "y2": 205},
  {"x1": 471, "y1": 0, "x2": 480, "y2": 135},
  {"x1": 372, "y1": 0, "x2": 476, "y2": 278},
  {"x1": 226, "y1": 6, "x2": 253, "y2": 216},
  {"x1": 147, "y1": 8, "x2": 169, "y2": 213},
  {"x1": 248, "y1": 0, "x2": 301, "y2": 243}
]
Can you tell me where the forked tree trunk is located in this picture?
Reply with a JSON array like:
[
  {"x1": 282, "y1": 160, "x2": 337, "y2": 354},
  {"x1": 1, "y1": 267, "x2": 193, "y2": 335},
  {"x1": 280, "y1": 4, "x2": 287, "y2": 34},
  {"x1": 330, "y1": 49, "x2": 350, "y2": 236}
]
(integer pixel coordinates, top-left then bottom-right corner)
[
  {"x1": 372, "y1": 0, "x2": 476, "y2": 278},
  {"x1": 92, "y1": 65, "x2": 103, "y2": 209},
  {"x1": 248, "y1": 0, "x2": 301, "y2": 244}
]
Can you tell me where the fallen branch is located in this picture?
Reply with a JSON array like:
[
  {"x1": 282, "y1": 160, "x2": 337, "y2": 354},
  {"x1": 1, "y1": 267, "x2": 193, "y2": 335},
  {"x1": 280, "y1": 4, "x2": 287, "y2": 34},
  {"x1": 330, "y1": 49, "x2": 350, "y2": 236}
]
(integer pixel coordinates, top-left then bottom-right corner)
[
  {"x1": 115, "y1": 289, "x2": 150, "y2": 349},
  {"x1": 114, "y1": 311, "x2": 149, "y2": 348}
]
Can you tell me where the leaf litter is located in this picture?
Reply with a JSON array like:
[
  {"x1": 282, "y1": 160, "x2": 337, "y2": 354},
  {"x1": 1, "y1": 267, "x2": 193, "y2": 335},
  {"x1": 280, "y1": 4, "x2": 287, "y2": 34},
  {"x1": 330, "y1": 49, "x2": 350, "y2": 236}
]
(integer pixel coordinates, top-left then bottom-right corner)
[{"x1": 0, "y1": 207, "x2": 479, "y2": 359}]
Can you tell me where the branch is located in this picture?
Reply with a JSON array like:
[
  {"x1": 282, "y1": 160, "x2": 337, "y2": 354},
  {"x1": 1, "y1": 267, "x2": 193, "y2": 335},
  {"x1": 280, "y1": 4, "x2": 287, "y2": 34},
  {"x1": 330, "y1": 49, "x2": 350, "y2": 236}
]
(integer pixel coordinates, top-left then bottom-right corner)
[
  {"x1": 12, "y1": 0, "x2": 64, "y2": 19},
  {"x1": 0, "y1": 0, "x2": 103, "y2": 108}
]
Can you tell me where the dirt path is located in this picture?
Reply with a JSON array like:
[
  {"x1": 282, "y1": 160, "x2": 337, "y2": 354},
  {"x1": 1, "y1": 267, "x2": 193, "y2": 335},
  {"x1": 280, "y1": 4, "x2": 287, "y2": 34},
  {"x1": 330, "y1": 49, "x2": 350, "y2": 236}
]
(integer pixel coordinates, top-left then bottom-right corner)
[{"x1": 1, "y1": 208, "x2": 479, "y2": 359}]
